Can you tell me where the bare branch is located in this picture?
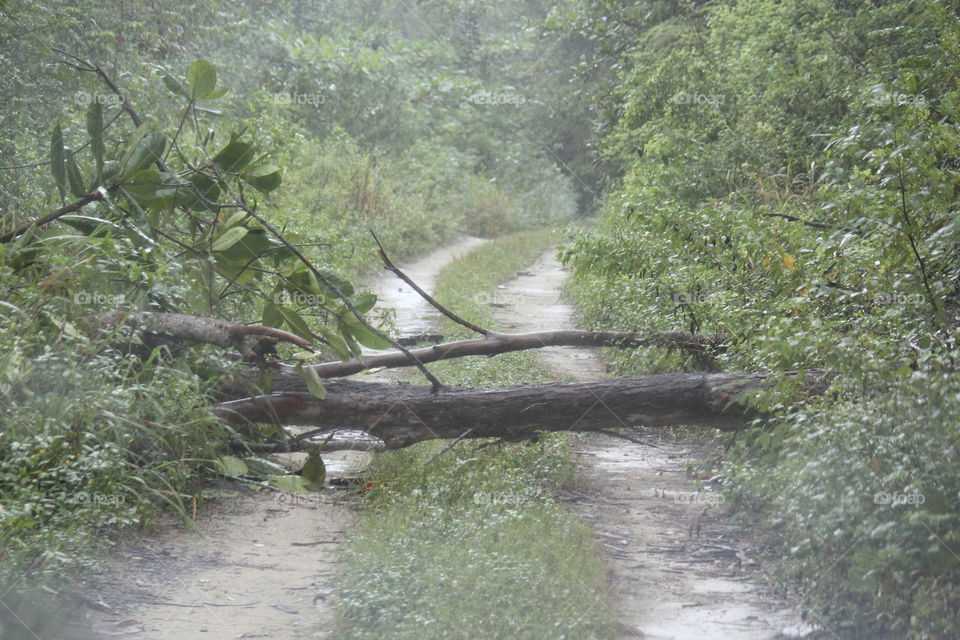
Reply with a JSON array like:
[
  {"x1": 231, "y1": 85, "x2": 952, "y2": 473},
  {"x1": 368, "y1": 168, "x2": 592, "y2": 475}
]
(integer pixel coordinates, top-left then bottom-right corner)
[{"x1": 372, "y1": 231, "x2": 491, "y2": 336}]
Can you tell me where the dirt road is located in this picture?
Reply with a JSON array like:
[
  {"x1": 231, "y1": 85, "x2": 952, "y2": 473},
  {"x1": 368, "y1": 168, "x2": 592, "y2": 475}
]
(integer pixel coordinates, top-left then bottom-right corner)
[
  {"x1": 82, "y1": 237, "x2": 485, "y2": 639},
  {"x1": 493, "y1": 248, "x2": 811, "y2": 640}
]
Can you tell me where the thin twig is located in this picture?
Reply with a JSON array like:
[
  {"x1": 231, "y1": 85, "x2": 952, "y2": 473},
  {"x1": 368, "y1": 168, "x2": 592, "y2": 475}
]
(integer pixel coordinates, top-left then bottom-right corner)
[
  {"x1": 0, "y1": 188, "x2": 107, "y2": 243},
  {"x1": 424, "y1": 428, "x2": 475, "y2": 466},
  {"x1": 371, "y1": 231, "x2": 491, "y2": 337}
]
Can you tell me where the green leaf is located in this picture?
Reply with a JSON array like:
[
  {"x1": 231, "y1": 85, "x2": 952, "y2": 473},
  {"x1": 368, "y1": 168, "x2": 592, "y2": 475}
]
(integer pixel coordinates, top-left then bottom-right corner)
[
  {"x1": 211, "y1": 226, "x2": 249, "y2": 252},
  {"x1": 300, "y1": 448, "x2": 326, "y2": 491},
  {"x1": 50, "y1": 123, "x2": 65, "y2": 199},
  {"x1": 353, "y1": 293, "x2": 377, "y2": 314},
  {"x1": 119, "y1": 132, "x2": 167, "y2": 177},
  {"x1": 174, "y1": 172, "x2": 221, "y2": 211},
  {"x1": 213, "y1": 138, "x2": 256, "y2": 173},
  {"x1": 298, "y1": 363, "x2": 327, "y2": 400},
  {"x1": 275, "y1": 305, "x2": 314, "y2": 342},
  {"x1": 66, "y1": 153, "x2": 86, "y2": 199},
  {"x1": 85, "y1": 102, "x2": 104, "y2": 180},
  {"x1": 317, "y1": 327, "x2": 353, "y2": 360},
  {"x1": 202, "y1": 86, "x2": 229, "y2": 100},
  {"x1": 216, "y1": 228, "x2": 272, "y2": 264},
  {"x1": 214, "y1": 455, "x2": 249, "y2": 477},
  {"x1": 161, "y1": 71, "x2": 189, "y2": 98},
  {"x1": 343, "y1": 318, "x2": 392, "y2": 350},
  {"x1": 187, "y1": 59, "x2": 217, "y2": 100},
  {"x1": 314, "y1": 267, "x2": 355, "y2": 297},
  {"x1": 252, "y1": 368, "x2": 273, "y2": 395},
  {"x1": 241, "y1": 164, "x2": 283, "y2": 192},
  {"x1": 244, "y1": 457, "x2": 287, "y2": 478},
  {"x1": 59, "y1": 215, "x2": 121, "y2": 236},
  {"x1": 262, "y1": 301, "x2": 284, "y2": 328},
  {"x1": 121, "y1": 169, "x2": 184, "y2": 210},
  {"x1": 266, "y1": 475, "x2": 309, "y2": 495}
]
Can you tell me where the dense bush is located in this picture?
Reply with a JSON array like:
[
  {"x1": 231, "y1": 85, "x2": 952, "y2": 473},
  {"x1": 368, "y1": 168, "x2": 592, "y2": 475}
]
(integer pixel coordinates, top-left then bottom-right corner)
[{"x1": 563, "y1": 0, "x2": 960, "y2": 635}]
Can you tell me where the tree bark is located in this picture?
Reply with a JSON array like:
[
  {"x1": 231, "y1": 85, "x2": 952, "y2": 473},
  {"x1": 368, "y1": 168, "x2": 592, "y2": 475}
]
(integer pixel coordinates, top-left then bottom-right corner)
[{"x1": 216, "y1": 371, "x2": 830, "y2": 450}]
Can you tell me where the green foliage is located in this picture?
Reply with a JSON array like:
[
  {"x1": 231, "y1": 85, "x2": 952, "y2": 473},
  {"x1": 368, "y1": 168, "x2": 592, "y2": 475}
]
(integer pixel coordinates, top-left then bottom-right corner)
[{"x1": 563, "y1": 0, "x2": 960, "y2": 635}]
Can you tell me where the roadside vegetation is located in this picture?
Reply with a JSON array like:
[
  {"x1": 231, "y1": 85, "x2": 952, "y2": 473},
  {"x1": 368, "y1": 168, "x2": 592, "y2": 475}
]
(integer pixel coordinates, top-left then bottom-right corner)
[
  {"x1": 0, "y1": 2, "x2": 578, "y2": 634},
  {"x1": 337, "y1": 230, "x2": 613, "y2": 640},
  {"x1": 561, "y1": 1, "x2": 960, "y2": 636}
]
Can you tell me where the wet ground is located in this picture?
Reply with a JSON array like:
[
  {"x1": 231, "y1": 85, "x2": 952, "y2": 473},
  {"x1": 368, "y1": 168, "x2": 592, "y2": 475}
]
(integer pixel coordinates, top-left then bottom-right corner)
[
  {"x1": 492, "y1": 249, "x2": 812, "y2": 640},
  {"x1": 82, "y1": 238, "x2": 485, "y2": 639}
]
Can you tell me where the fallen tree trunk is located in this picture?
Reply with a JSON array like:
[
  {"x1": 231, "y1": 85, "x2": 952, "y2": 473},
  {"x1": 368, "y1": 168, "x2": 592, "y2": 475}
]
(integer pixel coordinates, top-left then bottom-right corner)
[{"x1": 217, "y1": 372, "x2": 831, "y2": 450}]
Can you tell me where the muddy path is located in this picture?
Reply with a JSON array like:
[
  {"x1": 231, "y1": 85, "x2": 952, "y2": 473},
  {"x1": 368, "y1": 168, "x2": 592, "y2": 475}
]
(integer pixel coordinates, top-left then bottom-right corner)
[
  {"x1": 493, "y1": 249, "x2": 810, "y2": 640},
  {"x1": 82, "y1": 237, "x2": 485, "y2": 639}
]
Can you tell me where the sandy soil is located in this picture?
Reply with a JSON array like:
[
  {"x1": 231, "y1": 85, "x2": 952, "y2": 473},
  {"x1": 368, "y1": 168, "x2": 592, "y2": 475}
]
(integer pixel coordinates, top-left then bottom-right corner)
[
  {"x1": 493, "y1": 249, "x2": 813, "y2": 640},
  {"x1": 79, "y1": 238, "x2": 486, "y2": 639}
]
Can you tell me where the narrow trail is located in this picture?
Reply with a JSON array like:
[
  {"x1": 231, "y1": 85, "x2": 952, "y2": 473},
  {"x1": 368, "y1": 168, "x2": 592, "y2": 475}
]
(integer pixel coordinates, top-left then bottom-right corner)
[
  {"x1": 492, "y1": 249, "x2": 809, "y2": 640},
  {"x1": 84, "y1": 237, "x2": 485, "y2": 640}
]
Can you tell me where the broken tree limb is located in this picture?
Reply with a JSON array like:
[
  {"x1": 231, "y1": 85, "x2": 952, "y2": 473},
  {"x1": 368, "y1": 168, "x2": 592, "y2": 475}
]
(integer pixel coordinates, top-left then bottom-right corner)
[
  {"x1": 372, "y1": 231, "x2": 491, "y2": 336},
  {"x1": 277, "y1": 329, "x2": 726, "y2": 379},
  {"x1": 86, "y1": 310, "x2": 313, "y2": 359},
  {"x1": 215, "y1": 371, "x2": 831, "y2": 450}
]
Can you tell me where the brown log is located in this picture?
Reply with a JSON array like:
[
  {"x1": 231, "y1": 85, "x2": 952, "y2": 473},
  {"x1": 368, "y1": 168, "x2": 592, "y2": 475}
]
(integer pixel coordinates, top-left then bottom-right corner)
[
  {"x1": 215, "y1": 371, "x2": 830, "y2": 450},
  {"x1": 285, "y1": 329, "x2": 725, "y2": 379},
  {"x1": 85, "y1": 310, "x2": 312, "y2": 358}
]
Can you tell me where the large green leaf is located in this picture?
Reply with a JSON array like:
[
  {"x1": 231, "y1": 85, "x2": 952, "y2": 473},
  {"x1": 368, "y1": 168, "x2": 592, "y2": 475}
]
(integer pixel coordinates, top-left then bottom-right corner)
[
  {"x1": 50, "y1": 123, "x2": 65, "y2": 199},
  {"x1": 215, "y1": 228, "x2": 273, "y2": 264},
  {"x1": 299, "y1": 449, "x2": 326, "y2": 491},
  {"x1": 214, "y1": 455, "x2": 248, "y2": 478},
  {"x1": 66, "y1": 153, "x2": 86, "y2": 199},
  {"x1": 174, "y1": 172, "x2": 221, "y2": 211},
  {"x1": 119, "y1": 132, "x2": 167, "y2": 177},
  {"x1": 211, "y1": 226, "x2": 249, "y2": 252},
  {"x1": 267, "y1": 475, "x2": 309, "y2": 495},
  {"x1": 121, "y1": 169, "x2": 184, "y2": 210},
  {"x1": 213, "y1": 138, "x2": 256, "y2": 173},
  {"x1": 261, "y1": 301, "x2": 284, "y2": 328},
  {"x1": 314, "y1": 267, "x2": 355, "y2": 298},
  {"x1": 241, "y1": 164, "x2": 283, "y2": 193},
  {"x1": 298, "y1": 363, "x2": 328, "y2": 401},
  {"x1": 275, "y1": 305, "x2": 315, "y2": 342},
  {"x1": 187, "y1": 59, "x2": 217, "y2": 100},
  {"x1": 342, "y1": 315, "x2": 392, "y2": 350},
  {"x1": 353, "y1": 293, "x2": 378, "y2": 314},
  {"x1": 317, "y1": 327, "x2": 353, "y2": 361},
  {"x1": 85, "y1": 102, "x2": 104, "y2": 180},
  {"x1": 161, "y1": 71, "x2": 189, "y2": 98}
]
